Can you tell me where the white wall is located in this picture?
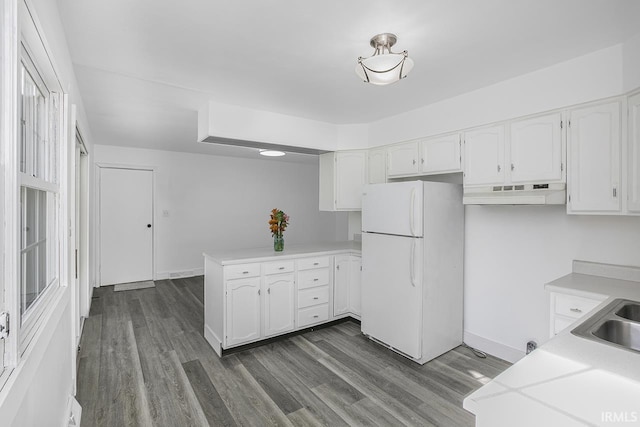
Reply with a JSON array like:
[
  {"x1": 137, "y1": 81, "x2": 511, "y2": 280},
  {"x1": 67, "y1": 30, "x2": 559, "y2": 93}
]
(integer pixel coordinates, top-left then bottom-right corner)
[
  {"x1": 94, "y1": 145, "x2": 348, "y2": 279},
  {"x1": 464, "y1": 206, "x2": 640, "y2": 361},
  {"x1": 368, "y1": 44, "x2": 625, "y2": 147},
  {"x1": 0, "y1": 0, "x2": 93, "y2": 425},
  {"x1": 363, "y1": 39, "x2": 640, "y2": 363},
  {"x1": 623, "y1": 33, "x2": 640, "y2": 92}
]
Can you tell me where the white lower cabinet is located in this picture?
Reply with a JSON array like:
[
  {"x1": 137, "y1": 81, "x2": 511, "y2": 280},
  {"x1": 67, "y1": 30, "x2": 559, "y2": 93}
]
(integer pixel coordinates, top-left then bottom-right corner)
[
  {"x1": 548, "y1": 291, "x2": 606, "y2": 337},
  {"x1": 263, "y1": 273, "x2": 295, "y2": 337},
  {"x1": 208, "y1": 252, "x2": 360, "y2": 354},
  {"x1": 225, "y1": 277, "x2": 261, "y2": 347},
  {"x1": 333, "y1": 255, "x2": 362, "y2": 319}
]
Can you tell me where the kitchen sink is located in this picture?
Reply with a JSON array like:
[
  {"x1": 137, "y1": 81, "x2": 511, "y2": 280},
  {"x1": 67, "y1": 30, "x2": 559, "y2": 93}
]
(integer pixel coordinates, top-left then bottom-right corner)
[
  {"x1": 592, "y1": 320, "x2": 640, "y2": 352},
  {"x1": 572, "y1": 299, "x2": 640, "y2": 354},
  {"x1": 616, "y1": 302, "x2": 640, "y2": 322}
]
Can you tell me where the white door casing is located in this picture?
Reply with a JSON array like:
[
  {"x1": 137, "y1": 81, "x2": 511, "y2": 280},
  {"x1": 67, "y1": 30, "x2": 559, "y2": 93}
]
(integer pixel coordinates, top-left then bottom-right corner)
[
  {"x1": 99, "y1": 167, "x2": 153, "y2": 285},
  {"x1": 629, "y1": 93, "x2": 640, "y2": 212}
]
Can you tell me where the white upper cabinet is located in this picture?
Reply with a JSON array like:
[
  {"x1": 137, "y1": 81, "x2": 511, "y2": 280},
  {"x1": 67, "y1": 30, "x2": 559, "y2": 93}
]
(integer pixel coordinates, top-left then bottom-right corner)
[
  {"x1": 629, "y1": 93, "x2": 640, "y2": 213},
  {"x1": 368, "y1": 147, "x2": 387, "y2": 184},
  {"x1": 387, "y1": 141, "x2": 420, "y2": 177},
  {"x1": 463, "y1": 125, "x2": 506, "y2": 186},
  {"x1": 420, "y1": 133, "x2": 462, "y2": 175},
  {"x1": 509, "y1": 113, "x2": 564, "y2": 184},
  {"x1": 567, "y1": 100, "x2": 621, "y2": 213},
  {"x1": 319, "y1": 151, "x2": 367, "y2": 211}
]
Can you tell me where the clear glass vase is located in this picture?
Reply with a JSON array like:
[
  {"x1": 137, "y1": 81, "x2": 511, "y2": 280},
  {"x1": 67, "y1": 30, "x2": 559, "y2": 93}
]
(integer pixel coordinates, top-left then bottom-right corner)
[{"x1": 274, "y1": 235, "x2": 284, "y2": 252}]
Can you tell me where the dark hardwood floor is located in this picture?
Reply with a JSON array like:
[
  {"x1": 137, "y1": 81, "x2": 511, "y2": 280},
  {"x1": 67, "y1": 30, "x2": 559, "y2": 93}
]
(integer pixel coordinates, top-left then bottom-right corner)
[{"x1": 76, "y1": 277, "x2": 510, "y2": 426}]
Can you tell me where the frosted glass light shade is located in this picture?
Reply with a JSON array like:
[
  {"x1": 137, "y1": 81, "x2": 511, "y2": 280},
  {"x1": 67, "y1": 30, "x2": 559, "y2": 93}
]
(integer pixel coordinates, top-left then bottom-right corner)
[{"x1": 356, "y1": 52, "x2": 414, "y2": 85}]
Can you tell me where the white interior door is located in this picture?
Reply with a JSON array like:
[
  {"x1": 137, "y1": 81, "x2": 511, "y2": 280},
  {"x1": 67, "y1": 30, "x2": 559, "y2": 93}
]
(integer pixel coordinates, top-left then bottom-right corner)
[
  {"x1": 99, "y1": 167, "x2": 153, "y2": 285},
  {"x1": 361, "y1": 232, "x2": 423, "y2": 359}
]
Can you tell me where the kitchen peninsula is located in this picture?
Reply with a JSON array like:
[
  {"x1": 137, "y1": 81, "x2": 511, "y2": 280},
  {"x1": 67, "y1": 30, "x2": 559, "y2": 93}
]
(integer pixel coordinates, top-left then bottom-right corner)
[{"x1": 203, "y1": 241, "x2": 361, "y2": 356}]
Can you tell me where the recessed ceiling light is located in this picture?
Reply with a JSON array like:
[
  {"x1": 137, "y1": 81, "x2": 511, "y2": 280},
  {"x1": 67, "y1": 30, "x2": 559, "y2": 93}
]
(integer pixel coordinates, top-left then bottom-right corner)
[{"x1": 259, "y1": 150, "x2": 286, "y2": 157}]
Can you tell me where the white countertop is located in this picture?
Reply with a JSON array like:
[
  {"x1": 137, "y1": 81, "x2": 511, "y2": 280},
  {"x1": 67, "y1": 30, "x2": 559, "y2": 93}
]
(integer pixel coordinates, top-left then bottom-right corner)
[
  {"x1": 203, "y1": 240, "x2": 361, "y2": 265},
  {"x1": 464, "y1": 261, "x2": 640, "y2": 426}
]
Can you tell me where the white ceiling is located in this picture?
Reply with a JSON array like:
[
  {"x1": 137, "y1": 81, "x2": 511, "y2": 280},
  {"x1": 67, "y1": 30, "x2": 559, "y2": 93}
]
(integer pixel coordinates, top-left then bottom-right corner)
[{"x1": 57, "y1": 0, "x2": 640, "y2": 160}]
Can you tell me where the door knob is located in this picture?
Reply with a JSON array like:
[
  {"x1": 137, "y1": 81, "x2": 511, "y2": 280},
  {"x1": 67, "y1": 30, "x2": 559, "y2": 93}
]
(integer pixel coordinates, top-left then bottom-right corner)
[{"x1": 147, "y1": 224, "x2": 152, "y2": 228}]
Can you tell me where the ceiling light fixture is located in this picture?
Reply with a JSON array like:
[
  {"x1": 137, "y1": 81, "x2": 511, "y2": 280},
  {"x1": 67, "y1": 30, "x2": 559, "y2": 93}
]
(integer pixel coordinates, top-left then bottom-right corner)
[
  {"x1": 356, "y1": 33, "x2": 414, "y2": 86},
  {"x1": 259, "y1": 149, "x2": 286, "y2": 157}
]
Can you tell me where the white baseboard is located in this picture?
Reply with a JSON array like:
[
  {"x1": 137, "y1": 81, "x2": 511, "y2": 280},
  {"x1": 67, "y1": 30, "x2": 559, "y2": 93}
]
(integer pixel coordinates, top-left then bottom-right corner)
[
  {"x1": 463, "y1": 331, "x2": 524, "y2": 364},
  {"x1": 64, "y1": 395, "x2": 82, "y2": 427},
  {"x1": 155, "y1": 267, "x2": 204, "y2": 280},
  {"x1": 204, "y1": 324, "x2": 222, "y2": 357}
]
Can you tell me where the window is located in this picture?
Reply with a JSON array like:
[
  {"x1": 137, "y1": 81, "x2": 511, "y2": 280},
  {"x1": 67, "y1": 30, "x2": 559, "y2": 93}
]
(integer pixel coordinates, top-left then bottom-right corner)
[{"x1": 18, "y1": 44, "x2": 63, "y2": 343}]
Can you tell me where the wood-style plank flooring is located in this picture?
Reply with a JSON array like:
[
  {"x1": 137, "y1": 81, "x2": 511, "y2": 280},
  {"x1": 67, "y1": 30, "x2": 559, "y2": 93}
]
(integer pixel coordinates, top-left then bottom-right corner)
[{"x1": 77, "y1": 277, "x2": 510, "y2": 426}]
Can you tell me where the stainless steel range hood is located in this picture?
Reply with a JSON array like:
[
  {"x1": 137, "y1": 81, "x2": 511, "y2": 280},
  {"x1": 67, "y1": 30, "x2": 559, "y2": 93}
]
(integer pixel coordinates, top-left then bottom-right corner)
[{"x1": 463, "y1": 183, "x2": 566, "y2": 205}]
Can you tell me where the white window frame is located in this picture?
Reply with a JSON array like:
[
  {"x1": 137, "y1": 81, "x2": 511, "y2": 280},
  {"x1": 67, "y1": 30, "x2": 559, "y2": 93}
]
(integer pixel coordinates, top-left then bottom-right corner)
[
  {"x1": 17, "y1": 42, "x2": 64, "y2": 352},
  {"x1": 0, "y1": 0, "x2": 69, "y2": 389}
]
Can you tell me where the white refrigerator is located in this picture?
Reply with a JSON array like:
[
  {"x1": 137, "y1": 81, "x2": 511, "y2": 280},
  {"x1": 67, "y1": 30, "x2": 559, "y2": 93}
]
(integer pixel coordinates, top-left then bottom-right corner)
[{"x1": 361, "y1": 180, "x2": 464, "y2": 364}]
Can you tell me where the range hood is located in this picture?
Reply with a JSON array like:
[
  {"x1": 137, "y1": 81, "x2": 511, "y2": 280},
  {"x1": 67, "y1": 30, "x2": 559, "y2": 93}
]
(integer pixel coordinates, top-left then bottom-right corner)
[{"x1": 463, "y1": 183, "x2": 566, "y2": 205}]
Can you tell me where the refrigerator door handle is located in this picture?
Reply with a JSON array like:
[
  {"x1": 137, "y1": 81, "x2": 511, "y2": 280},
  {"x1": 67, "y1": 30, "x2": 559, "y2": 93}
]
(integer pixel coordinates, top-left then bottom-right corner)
[
  {"x1": 410, "y1": 239, "x2": 416, "y2": 287},
  {"x1": 409, "y1": 188, "x2": 416, "y2": 236}
]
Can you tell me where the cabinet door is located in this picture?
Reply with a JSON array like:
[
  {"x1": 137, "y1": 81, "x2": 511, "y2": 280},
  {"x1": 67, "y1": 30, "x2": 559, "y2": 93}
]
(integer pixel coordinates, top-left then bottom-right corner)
[
  {"x1": 510, "y1": 113, "x2": 564, "y2": 184},
  {"x1": 226, "y1": 277, "x2": 261, "y2": 347},
  {"x1": 387, "y1": 142, "x2": 420, "y2": 177},
  {"x1": 368, "y1": 148, "x2": 387, "y2": 184},
  {"x1": 629, "y1": 93, "x2": 640, "y2": 212},
  {"x1": 336, "y1": 151, "x2": 367, "y2": 210},
  {"x1": 264, "y1": 273, "x2": 295, "y2": 337},
  {"x1": 568, "y1": 101, "x2": 621, "y2": 213},
  {"x1": 348, "y1": 256, "x2": 362, "y2": 317},
  {"x1": 463, "y1": 125, "x2": 505, "y2": 186},
  {"x1": 420, "y1": 133, "x2": 462, "y2": 174},
  {"x1": 333, "y1": 256, "x2": 349, "y2": 317}
]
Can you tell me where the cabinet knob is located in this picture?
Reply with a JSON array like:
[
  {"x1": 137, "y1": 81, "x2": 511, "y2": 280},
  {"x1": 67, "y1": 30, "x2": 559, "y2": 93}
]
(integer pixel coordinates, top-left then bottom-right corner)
[
  {"x1": 313, "y1": 297, "x2": 319, "y2": 300},
  {"x1": 279, "y1": 266, "x2": 285, "y2": 270},
  {"x1": 497, "y1": 165, "x2": 501, "y2": 172},
  {"x1": 313, "y1": 262, "x2": 319, "y2": 266},
  {"x1": 313, "y1": 315, "x2": 319, "y2": 318},
  {"x1": 242, "y1": 271, "x2": 249, "y2": 274},
  {"x1": 570, "y1": 308, "x2": 582, "y2": 313},
  {"x1": 313, "y1": 278, "x2": 319, "y2": 282},
  {"x1": 412, "y1": 159, "x2": 416, "y2": 165},
  {"x1": 421, "y1": 158, "x2": 424, "y2": 164},
  {"x1": 511, "y1": 163, "x2": 515, "y2": 171}
]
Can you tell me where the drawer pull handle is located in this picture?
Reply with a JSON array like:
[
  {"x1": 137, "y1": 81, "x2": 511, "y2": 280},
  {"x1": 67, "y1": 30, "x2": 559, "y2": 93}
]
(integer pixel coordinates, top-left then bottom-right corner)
[
  {"x1": 242, "y1": 271, "x2": 249, "y2": 274},
  {"x1": 313, "y1": 262, "x2": 319, "y2": 266},
  {"x1": 313, "y1": 278, "x2": 319, "y2": 282},
  {"x1": 313, "y1": 297, "x2": 319, "y2": 300},
  {"x1": 313, "y1": 315, "x2": 319, "y2": 318},
  {"x1": 570, "y1": 308, "x2": 582, "y2": 313},
  {"x1": 279, "y1": 267, "x2": 285, "y2": 270}
]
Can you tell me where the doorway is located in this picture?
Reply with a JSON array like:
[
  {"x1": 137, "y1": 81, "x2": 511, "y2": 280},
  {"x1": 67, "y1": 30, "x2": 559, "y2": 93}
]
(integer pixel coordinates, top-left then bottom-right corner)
[
  {"x1": 74, "y1": 128, "x2": 89, "y2": 345},
  {"x1": 98, "y1": 166, "x2": 154, "y2": 286}
]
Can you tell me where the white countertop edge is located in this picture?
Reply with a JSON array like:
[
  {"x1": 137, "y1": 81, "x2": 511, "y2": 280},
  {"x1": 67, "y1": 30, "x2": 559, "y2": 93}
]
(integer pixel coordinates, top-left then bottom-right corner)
[{"x1": 202, "y1": 241, "x2": 362, "y2": 265}]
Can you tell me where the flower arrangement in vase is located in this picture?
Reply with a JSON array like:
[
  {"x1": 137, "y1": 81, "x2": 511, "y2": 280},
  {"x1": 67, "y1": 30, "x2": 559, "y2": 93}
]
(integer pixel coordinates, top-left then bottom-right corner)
[{"x1": 269, "y1": 208, "x2": 289, "y2": 252}]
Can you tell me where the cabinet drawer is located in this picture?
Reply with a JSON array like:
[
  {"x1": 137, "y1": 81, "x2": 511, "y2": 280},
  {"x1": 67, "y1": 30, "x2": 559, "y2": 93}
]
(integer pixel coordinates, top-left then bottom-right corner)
[
  {"x1": 298, "y1": 286, "x2": 329, "y2": 309},
  {"x1": 297, "y1": 268, "x2": 330, "y2": 290},
  {"x1": 264, "y1": 260, "x2": 294, "y2": 275},
  {"x1": 298, "y1": 304, "x2": 329, "y2": 328},
  {"x1": 554, "y1": 293, "x2": 602, "y2": 319},
  {"x1": 297, "y1": 256, "x2": 330, "y2": 271},
  {"x1": 225, "y1": 263, "x2": 261, "y2": 280}
]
